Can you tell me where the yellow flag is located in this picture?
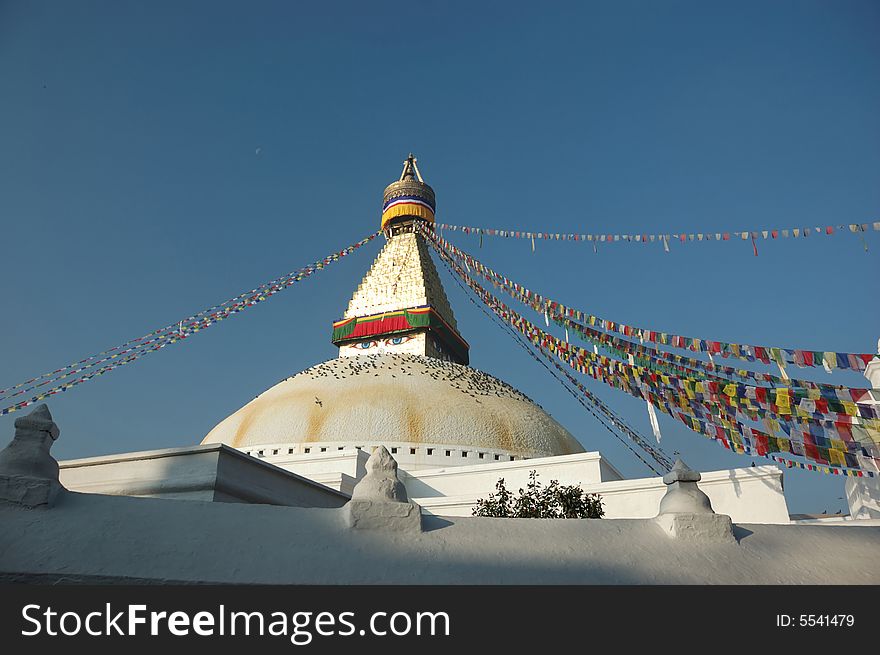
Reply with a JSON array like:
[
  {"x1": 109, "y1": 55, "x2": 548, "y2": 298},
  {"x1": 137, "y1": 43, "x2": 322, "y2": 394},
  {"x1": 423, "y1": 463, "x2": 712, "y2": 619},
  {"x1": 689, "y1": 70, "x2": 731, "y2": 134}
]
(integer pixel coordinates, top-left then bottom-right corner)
[
  {"x1": 775, "y1": 389, "x2": 791, "y2": 415},
  {"x1": 841, "y1": 401, "x2": 858, "y2": 417}
]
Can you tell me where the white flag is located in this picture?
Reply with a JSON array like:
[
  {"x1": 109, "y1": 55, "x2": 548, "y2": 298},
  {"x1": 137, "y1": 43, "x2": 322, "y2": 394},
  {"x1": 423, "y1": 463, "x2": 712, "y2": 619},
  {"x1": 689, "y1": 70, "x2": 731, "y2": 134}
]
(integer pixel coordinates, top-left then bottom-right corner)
[{"x1": 646, "y1": 399, "x2": 662, "y2": 443}]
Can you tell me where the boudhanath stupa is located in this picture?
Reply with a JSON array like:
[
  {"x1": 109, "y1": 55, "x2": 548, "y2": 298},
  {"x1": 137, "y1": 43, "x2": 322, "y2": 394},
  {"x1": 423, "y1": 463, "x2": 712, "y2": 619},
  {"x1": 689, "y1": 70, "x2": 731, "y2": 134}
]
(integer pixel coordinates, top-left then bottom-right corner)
[
  {"x1": 35, "y1": 157, "x2": 880, "y2": 521},
  {"x1": 187, "y1": 155, "x2": 789, "y2": 522},
  {"x1": 1, "y1": 156, "x2": 877, "y2": 584},
  {"x1": 202, "y1": 155, "x2": 587, "y2": 479}
]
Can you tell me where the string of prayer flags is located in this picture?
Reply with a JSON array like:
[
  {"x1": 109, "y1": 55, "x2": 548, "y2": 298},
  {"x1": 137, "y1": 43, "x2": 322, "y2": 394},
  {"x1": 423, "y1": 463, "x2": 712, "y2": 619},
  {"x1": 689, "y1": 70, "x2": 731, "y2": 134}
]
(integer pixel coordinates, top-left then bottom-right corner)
[
  {"x1": 436, "y1": 221, "x2": 880, "y2": 251},
  {"x1": 417, "y1": 223, "x2": 878, "y2": 375},
  {"x1": 426, "y1": 233, "x2": 880, "y2": 476},
  {"x1": 431, "y1": 233, "x2": 880, "y2": 454},
  {"x1": 0, "y1": 231, "x2": 381, "y2": 416},
  {"x1": 422, "y1": 224, "x2": 876, "y2": 392},
  {"x1": 766, "y1": 454, "x2": 874, "y2": 477},
  {"x1": 421, "y1": 226, "x2": 880, "y2": 455}
]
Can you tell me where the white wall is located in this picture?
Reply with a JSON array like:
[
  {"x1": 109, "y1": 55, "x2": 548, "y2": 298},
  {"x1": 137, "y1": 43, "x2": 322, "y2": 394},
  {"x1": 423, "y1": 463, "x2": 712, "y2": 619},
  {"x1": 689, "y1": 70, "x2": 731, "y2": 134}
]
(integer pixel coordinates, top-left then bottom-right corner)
[
  {"x1": 261, "y1": 447, "x2": 790, "y2": 524},
  {"x1": 409, "y1": 464, "x2": 790, "y2": 524},
  {"x1": 59, "y1": 442, "x2": 790, "y2": 523},
  {"x1": 59, "y1": 444, "x2": 349, "y2": 508},
  {"x1": 400, "y1": 452, "x2": 621, "y2": 499},
  {"x1": 245, "y1": 440, "x2": 529, "y2": 472}
]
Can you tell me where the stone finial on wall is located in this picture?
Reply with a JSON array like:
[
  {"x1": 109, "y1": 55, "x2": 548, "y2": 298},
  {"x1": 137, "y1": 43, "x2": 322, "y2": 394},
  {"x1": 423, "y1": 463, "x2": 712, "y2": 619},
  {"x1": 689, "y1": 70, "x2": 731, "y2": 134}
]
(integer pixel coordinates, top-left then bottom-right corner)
[
  {"x1": 654, "y1": 459, "x2": 735, "y2": 542},
  {"x1": 0, "y1": 404, "x2": 64, "y2": 507},
  {"x1": 352, "y1": 445, "x2": 409, "y2": 502},
  {"x1": 346, "y1": 446, "x2": 421, "y2": 532},
  {"x1": 658, "y1": 459, "x2": 714, "y2": 514}
]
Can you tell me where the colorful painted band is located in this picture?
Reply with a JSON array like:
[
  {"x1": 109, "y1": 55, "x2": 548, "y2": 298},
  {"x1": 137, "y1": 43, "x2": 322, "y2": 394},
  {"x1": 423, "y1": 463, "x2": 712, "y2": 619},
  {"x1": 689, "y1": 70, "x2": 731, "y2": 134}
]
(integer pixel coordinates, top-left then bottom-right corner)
[
  {"x1": 381, "y1": 199, "x2": 435, "y2": 230},
  {"x1": 382, "y1": 195, "x2": 435, "y2": 212},
  {"x1": 332, "y1": 305, "x2": 468, "y2": 361}
]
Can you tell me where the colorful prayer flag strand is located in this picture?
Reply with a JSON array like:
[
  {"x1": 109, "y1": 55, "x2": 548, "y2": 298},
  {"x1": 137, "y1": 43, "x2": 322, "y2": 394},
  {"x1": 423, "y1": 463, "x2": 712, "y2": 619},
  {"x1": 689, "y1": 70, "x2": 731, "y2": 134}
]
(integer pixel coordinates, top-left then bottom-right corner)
[
  {"x1": 482, "y1": 282, "x2": 877, "y2": 476},
  {"x1": 765, "y1": 454, "x2": 871, "y2": 477},
  {"x1": 0, "y1": 232, "x2": 381, "y2": 416},
  {"x1": 427, "y1": 235, "x2": 879, "y2": 476},
  {"x1": 437, "y1": 221, "x2": 880, "y2": 251},
  {"x1": 420, "y1": 224, "x2": 878, "y2": 375},
  {"x1": 420, "y1": 227, "x2": 880, "y2": 449},
  {"x1": 440, "y1": 233, "x2": 840, "y2": 391},
  {"x1": 451, "y1": 258, "x2": 880, "y2": 467},
  {"x1": 1, "y1": 232, "x2": 381, "y2": 404}
]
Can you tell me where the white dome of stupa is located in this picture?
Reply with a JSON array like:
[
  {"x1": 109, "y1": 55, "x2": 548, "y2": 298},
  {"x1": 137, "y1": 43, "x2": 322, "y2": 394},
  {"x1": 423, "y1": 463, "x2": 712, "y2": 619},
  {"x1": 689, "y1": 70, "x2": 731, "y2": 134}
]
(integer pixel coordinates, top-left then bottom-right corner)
[{"x1": 202, "y1": 354, "x2": 584, "y2": 467}]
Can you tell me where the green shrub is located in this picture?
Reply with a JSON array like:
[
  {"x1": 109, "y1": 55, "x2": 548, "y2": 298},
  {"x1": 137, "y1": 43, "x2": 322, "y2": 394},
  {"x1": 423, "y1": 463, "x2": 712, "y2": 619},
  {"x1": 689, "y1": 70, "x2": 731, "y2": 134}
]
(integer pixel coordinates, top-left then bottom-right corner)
[{"x1": 472, "y1": 470, "x2": 604, "y2": 518}]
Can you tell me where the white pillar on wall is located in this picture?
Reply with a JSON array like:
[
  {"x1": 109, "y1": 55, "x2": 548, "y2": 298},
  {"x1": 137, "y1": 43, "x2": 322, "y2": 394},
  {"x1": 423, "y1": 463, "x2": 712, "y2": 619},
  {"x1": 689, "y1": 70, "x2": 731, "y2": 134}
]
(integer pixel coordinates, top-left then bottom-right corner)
[{"x1": 845, "y1": 340, "x2": 880, "y2": 519}]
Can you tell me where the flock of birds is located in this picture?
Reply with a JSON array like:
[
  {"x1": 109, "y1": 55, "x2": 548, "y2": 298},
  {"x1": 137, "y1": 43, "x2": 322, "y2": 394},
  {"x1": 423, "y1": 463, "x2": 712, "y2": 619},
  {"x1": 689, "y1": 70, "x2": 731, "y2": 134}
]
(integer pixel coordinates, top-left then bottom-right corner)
[{"x1": 276, "y1": 353, "x2": 546, "y2": 408}]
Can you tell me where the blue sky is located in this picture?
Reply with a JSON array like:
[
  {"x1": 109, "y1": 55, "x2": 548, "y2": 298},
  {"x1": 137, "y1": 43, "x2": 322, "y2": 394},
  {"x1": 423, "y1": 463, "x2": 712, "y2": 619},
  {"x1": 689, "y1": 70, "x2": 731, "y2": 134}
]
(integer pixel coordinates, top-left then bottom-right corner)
[{"x1": 1, "y1": 1, "x2": 877, "y2": 514}]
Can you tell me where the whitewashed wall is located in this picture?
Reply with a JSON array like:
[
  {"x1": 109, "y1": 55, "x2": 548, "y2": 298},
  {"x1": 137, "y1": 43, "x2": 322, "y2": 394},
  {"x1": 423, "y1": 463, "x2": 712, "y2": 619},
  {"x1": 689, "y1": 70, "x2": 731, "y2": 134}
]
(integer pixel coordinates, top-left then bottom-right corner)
[{"x1": 406, "y1": 460, "x2": 790, "y2": 524}]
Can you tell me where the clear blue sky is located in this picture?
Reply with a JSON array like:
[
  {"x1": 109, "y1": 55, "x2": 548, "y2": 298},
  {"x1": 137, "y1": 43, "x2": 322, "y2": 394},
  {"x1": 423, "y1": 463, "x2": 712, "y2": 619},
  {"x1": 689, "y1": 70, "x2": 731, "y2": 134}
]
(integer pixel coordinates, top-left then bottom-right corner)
[{"x1": 1, "y1": 1, "x2": 877, "y2": 514}]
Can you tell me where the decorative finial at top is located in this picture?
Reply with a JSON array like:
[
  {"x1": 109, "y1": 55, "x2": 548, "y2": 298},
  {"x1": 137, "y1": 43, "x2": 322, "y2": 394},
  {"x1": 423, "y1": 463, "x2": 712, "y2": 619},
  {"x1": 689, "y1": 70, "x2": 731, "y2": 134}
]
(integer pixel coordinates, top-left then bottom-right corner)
[
  {"x1": 400, "y1": 153, "x2": 424, "y2": 183},
  {"x1": 382, "y1": 154, "x2": 435, "y2": 232}
]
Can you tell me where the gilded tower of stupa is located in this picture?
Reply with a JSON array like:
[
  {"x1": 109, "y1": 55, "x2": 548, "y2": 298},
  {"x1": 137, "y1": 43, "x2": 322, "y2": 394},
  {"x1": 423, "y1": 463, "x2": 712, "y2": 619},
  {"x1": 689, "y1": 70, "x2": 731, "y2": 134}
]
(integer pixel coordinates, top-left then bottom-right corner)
[{"x1": 332, "y1": 154, "x2": 469, "y2": 364}]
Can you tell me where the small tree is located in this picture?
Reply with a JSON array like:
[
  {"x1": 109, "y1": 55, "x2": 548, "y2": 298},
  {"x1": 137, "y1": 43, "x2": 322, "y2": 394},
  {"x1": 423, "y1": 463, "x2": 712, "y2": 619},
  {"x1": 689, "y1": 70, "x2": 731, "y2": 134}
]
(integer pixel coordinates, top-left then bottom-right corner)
[{"x1": 472, "y1": 470, "x2": 604, "y2": 519}]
